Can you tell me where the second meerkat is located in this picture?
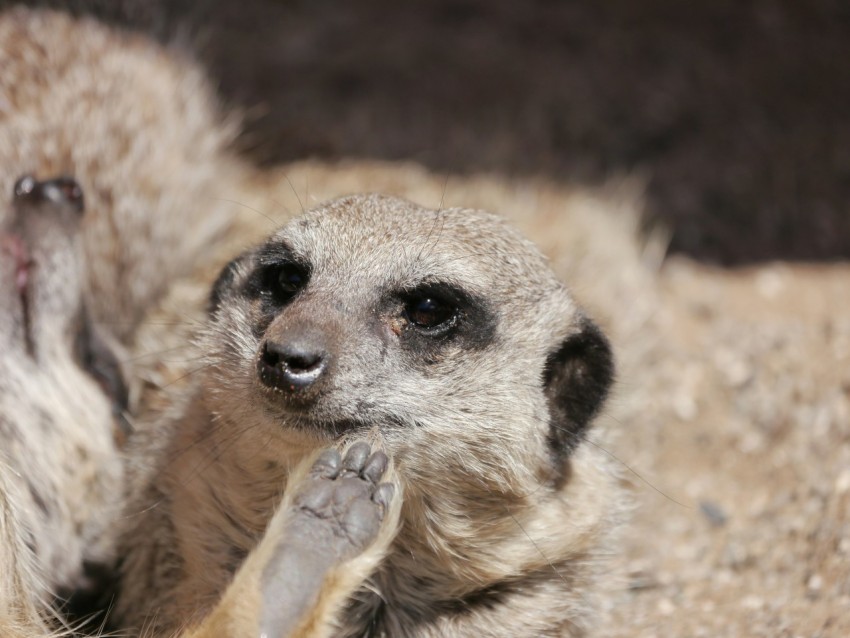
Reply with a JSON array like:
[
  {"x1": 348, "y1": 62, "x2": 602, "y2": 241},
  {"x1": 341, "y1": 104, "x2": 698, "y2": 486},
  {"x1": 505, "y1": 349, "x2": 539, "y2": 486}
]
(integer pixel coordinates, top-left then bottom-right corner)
[{"x1": 115, "y1": 193, "x2": 621, "y2": 637}]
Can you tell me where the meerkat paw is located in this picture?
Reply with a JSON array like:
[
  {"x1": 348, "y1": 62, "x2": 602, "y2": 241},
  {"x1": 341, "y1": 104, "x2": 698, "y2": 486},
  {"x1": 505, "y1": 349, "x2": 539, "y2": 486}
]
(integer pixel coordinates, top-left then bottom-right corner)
[
  {"x1": 287, "y1": 441, "x2": 394, "y2": 560},
  {"x1": 258, "y1": 442, "x2": 396, "y2": 637}
]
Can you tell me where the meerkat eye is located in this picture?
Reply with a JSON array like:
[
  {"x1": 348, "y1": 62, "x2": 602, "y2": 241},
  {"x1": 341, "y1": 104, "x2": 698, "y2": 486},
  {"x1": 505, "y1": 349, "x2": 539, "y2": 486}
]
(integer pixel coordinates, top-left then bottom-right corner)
[
  {"x1": 404, "y1": 296, "x2": 458, "y2": 332},
  {"x1": 262, "y1": 262, "x2": 309, "y2": 303},
  {"x1": 277, "y1": 263, "x2": 306, "y2": 294}
]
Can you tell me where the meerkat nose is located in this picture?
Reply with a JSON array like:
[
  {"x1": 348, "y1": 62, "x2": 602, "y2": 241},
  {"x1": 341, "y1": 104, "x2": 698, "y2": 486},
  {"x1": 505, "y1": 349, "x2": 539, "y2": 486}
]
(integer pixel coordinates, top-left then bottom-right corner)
[
  {"x1": 258, "y1": 339, "x2": 329, "y2": 392},
  {"x1": 13, "y1": 175, "x2": 84, "y2": 215}
]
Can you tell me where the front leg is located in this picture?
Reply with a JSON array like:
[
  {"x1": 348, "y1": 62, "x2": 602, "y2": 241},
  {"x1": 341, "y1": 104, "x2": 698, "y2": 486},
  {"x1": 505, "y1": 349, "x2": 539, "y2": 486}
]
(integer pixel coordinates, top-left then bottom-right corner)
[
  {"x1": 260, "y1": 442, "x2": 396, "y2": 637},
  {"x1": 186, "y1": 442, "x2": 400, "y2": 638}
]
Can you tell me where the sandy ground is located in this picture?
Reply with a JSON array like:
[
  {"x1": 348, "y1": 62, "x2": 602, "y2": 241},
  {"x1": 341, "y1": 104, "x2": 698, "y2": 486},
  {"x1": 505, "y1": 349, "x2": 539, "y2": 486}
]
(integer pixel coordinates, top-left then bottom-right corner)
[{"x1": 607, "y1": 261, "x2": 850, "y2": 637}]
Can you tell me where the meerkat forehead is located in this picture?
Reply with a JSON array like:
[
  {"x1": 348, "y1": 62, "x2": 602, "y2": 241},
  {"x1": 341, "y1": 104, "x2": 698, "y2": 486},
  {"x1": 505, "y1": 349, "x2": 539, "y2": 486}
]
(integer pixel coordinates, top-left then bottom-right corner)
[{"x1": 271, "y1": 194, "x2": 566, "y2": 304}]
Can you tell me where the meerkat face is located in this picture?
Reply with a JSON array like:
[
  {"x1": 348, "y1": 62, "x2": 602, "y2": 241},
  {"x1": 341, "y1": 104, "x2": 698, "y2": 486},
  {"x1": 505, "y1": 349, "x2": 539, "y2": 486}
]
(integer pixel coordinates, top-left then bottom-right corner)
[
  {"x1": 0, "y1": 176, "x2": 128, "y2": 435},
  {"x1": 0, "y1": 176, "x2": 127, "y2": 593},
  {"x1": 206, "y1": 194, "x2": 613, "y2": 478}
]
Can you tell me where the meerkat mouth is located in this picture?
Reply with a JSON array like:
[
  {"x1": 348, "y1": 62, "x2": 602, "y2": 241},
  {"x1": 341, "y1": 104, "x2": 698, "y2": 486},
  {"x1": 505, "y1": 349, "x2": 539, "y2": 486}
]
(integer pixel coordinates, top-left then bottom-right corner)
[
  {"x1": 1, "y1": 231, "x2": 35, "y2": 355},
  {"x1": 259, "y1": 403, "x2": 372, "y2": 438}
]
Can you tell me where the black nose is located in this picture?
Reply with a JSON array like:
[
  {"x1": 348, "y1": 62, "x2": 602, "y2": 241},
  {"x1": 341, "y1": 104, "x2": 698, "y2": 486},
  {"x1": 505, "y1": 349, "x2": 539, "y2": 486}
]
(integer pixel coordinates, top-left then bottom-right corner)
[
  {"x1": 13, "y1": 175, "x2": 84, "y2": 215},
  {"x1": 257, "y1": 340, "x2": 329, "y2": 392}
]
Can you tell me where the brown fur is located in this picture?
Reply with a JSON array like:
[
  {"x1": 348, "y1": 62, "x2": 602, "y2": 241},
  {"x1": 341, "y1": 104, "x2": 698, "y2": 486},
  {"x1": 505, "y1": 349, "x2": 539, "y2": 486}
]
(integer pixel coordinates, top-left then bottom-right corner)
[
  {"x1": 115, "y1": 194, "x2": 623, "y2": 637},
  {"x1": 0, "y1": 6, "x2": 245, "y2": 634},
  {"x1": 0, "y1": 173, "x2": 126, "y2": 634},
  {"x1": 0, "y1": 462, "x2": 55, "y2": 637}
]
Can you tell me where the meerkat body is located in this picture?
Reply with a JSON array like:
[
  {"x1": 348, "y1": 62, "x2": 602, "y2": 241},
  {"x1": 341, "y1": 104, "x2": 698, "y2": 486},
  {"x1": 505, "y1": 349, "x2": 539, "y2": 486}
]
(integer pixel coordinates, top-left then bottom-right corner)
[
  {"x1": 0, "y1": 6, "x2": 243, "y2": 631},
  {"x1": 0, "y1": 176, "x2": 128, "y2": 629},
  {"x1": 116, "y1": 194, "x2": 622, "y2": 637}
]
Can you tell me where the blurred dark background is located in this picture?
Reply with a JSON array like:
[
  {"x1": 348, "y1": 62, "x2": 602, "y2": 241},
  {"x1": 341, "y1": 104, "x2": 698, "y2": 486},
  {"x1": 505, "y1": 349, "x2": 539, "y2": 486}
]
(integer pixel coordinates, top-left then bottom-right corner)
[{"x1": 14, "y1": 0, "x2": 850, "y2": 264}]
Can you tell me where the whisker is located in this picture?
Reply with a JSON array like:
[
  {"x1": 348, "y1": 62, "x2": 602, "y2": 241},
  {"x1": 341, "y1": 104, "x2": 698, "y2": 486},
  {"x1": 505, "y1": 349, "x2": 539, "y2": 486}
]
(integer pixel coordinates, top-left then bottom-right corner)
[
  {"x1": 213, "y1": 197, "x2": 280, "y2": 229},
  {"x1": 583, "y1": 436, "x2": 690, "y2": 509},
  {"x1": 437, "y1": 174, "x2": 450, "y2": 213},
  {"x1": 282, "y1": 173, "x2": 305, "y2": 214},
  {"x1": 157, "y1": 362, "x2": 217, "y2": 390},
  {"x1": 120, "y1": 344, "x2": 194, "y2": 364},
  {"x1": 414, "y1": 209, "x2": 447, "y2": 265},
  {"x1": 92, "y1": 320, "x2": 202, "y2": 329},
  {"x1": 269, "y1": 196, "x2": 294, "y2": 220}
]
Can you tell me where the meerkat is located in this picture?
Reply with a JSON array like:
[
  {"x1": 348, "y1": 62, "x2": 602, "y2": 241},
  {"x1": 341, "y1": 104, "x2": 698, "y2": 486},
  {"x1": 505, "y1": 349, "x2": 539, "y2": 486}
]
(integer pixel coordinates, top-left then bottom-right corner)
[
  {"x1": 0, "y1": 176, "x2": 128, "y2": 609},
  {"x1": 113, "y1": 193, "x2": 621, "y2": 637},
  {"x1": 0, "y1": 5, "x2": 249, "y2": 629}
]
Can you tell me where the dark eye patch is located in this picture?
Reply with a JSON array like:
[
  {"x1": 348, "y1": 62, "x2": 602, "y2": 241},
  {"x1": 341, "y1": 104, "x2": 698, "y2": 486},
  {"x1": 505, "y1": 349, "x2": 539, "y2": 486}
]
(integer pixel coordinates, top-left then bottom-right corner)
[
  {"x1": 243, "y1": 241, "x2": 311, "y2": 308},
  {"x1": 403, "y1": 293, "x2": 459, "y2": 334},
  {"x1": 259, "y1": 261, "x2": 310, "y2": 304},
  {"x1": 395, "y1": 282, "x2": 495, "y2": 355},
  {"x1": 208, "y1": 253, "x2": 244, "y2": 315}
]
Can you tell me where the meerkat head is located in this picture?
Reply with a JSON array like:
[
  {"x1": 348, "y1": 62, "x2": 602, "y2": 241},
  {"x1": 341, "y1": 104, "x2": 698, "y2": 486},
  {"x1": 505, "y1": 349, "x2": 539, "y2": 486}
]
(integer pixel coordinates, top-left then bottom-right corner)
[
  {"x1": 0, "y1": 175, "x2": 129, "y2": 438},
  {"x1": 205, "y1": 194, "x2": 613, "y2": 485},
  {"x1": 0, "y1": 176, "x2": 128, "y2": 596}
]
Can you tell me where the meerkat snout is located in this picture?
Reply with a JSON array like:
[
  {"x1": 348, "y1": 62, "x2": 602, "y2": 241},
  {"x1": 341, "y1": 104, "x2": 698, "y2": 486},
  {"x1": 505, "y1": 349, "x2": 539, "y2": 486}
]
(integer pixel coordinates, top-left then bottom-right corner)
[
  {"x1": 14, "y1": 174, "x2": 84, "y2": 215},
  {"x1": 248, "y1": 255, "x2": 334, "y2": 393},
  {"x1": 258, "y1": 335, "x2": 331, "y2": 392}
]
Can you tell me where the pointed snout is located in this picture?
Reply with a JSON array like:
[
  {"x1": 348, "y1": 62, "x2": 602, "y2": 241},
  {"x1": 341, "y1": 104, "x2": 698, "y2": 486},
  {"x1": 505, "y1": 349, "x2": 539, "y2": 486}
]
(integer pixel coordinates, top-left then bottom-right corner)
[
  {"x1": 14, "y1": 175, "x2": 84, "y2": 215},
  {"x1": 257, "y1": 331, "x2": 331, "y2": 395}
]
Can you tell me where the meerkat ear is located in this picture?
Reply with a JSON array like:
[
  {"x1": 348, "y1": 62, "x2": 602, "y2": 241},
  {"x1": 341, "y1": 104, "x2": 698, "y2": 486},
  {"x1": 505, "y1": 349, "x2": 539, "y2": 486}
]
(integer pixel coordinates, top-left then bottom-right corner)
[
  {"x1": 543, "y1": 316, "x2": 614, "y2": 460},
  {"x1": 208, "y1": 251, "x2": 252, "y2": 315}
]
